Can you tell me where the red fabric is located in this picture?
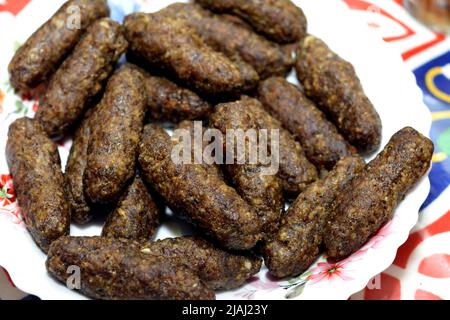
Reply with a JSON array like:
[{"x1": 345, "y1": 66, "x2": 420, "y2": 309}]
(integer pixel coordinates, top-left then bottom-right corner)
[
  {"x1": 364, "y1": 273, "x2": 401, "y2": 300},
  {"x1": 394, "y1": 210, "x2": 450, "y2": 268},
  {"x1": 0, "y1": 0, "x2": 31, "y2": 16},
  {"x1": 415, "y1": 289, "x2": 443, "y2": 300},
  {"x1": 1, "y1": 267, "x2": 16, "y2": 288},
  {"x1": 418, "y1": 254, "x2": 450, "y2": 278},
  {"x1": 342, "y1": 0, "x2": 446, "y2": 60},
  {"x1": 343, "y1": 0, "x2": 416, "y2": 42}
]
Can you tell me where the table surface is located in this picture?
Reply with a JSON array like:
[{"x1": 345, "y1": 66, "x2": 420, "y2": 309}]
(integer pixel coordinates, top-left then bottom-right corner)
[{"x1": 0, "y1": 0, "x2": 449, "y2": 300}]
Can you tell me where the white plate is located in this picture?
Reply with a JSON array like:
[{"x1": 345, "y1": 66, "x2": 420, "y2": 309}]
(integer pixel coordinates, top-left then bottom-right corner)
[{"x1": 0, "y1": 0, "x2": 431, "y2": 300}]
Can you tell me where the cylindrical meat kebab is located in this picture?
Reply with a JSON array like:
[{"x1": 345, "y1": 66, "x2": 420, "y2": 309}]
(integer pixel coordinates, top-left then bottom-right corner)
[
  {"x1": 46, "y1": 236, "x2": 214, "y2": 300},
  {"x1": 123, "y1": 12, "x2": 257, "y2": 95},
  {"x1": 84, "y1": 65, "x2": 146, "y2": 204},
  {"x1": 195, "y1": 0, "x2": 307, "y2": 44},
  {"x1": 138, "y1": 124, "x2": 264, "y2": 250},
  {"x1": 160, "y1": 3, "x2": 294, "y2": 79},
  {"x1": 263, "y1": 156, "x2": 365, "y2": 278},
  {"x1": 258, "y1": 77, "x2": 356, "y2": 169},
  {"x1": 8, "y1": 0, "x2": 109, "y2": 90},
  {"x1": 6, "y1": 118, "x2": 70, "y2": 252},
  {"x1": 325, "y1": 127, "x2": 433, "y2": 260},
  {"x1": 128, "y1": 64, "x2": 211, "y2": 122},
  {"x1": 209, "y1": 99, "x2": 284, "y2": 235},
  {"x1": 102, "y1": 174, "x2": 161, "y2": 241},
  {"x1": 36, "y1": 18, "x2": 128, "y2": 136},
  {"x1": 296, "y1": 35, "x2": 382, "y2": 154}
]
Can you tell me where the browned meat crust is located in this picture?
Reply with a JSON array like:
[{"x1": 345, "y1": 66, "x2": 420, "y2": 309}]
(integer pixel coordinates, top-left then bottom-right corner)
[
  {"x1": 219, "y1": 13, "x2": 253, "y2": 29},
  {"x1": 296, "y1": 36, "x2": 382, "y2": 154},
  {"x1": 36, "y1": 18, "x2": 128, "y2": 136},
  {"x1": 138, "y1": 124, "x2": 263, "y2": 250},
  {"x1": 46, "y1": 236, "x2": 215, "y2": 300},
  {"x1": 123, "y1": 12, "x2": 256, "y2": 94},
  {"x1": 8, "y1": 0, "x2": 109, "y2": 90},
  {"x1": 209, "y1": 99, "x2": 284, "y2": 235},
  {"x1": 174, "y1": 120, "x2": 224, "y2": 178},
  {"x1": 102, "y1": 175, "x2": 161, "y2": 241},
  {"x1": 64, "y1": 109, "x2": 94, "y2": 224},
  {"x1": 213, "y1": 97, "x2": 317, "y2": 196},
  {"x1": 160, "y1": 3, "x2": 293, "y2": 78},
  {"x1": 258, "y1": 77, "x2": 356, "y2": 169},
  {"x1": 140, "y1": 236, "x2": 262, "y2": 290},
  {"x1": 325, "y1": 127, "x2": 434, "y2": 260},
  {"x1": 263, "y1": 156, "x2": 365, "y2": 278},
  {"x1": 6, "y1": 118, "x2": 70, "y2": 252},
  {"x1": 129, "y1": 64, "x2": 211, "y2": 122},
  {"x1": 84, "y1": 65, "x2": 146, "y2": 204},
  {"x1": 195, "y1": 0, "x2": 307, "y2": 44}
]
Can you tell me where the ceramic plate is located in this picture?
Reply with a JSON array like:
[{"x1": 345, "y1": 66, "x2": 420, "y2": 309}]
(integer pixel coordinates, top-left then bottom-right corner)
[{"x1": 0, "y1": 0, "x2": 432, "y2": 300}]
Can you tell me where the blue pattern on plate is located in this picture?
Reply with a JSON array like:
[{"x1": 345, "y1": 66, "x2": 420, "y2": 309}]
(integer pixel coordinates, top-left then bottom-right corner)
[
  {"x1": 414, "y1": 51, "x2": 450, "y2": 209},
  {"x1": 107, "y1": 0, "x2": 139, "y2": 23}
]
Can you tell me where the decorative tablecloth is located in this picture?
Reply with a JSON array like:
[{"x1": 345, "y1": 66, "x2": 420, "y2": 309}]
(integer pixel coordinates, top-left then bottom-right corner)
[{"x1": 0, "y1": 0, "x2": 449, "y2": 300}]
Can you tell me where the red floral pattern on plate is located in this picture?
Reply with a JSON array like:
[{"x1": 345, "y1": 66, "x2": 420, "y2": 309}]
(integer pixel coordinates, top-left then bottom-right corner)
[
  {"x1": 0, "y1": 174, "x2": 22, "y2": 224},
  {"x1": 0, "y1": 89, "x2": 5, "y2": 114},
  {"x1": 0, "y1": 174, "x2": 15, "y2": 205}
]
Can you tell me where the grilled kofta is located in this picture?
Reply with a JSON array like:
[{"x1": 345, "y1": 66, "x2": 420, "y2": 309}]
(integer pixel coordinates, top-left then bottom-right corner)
[
  {"x1": 84, "y1": 65, "x2": 146, "y2": 204},
  {"x1": 173, "y1": 120, "x2": 224, "y2": 178},
  {"x1": 128, "y1": 64, "x2": 211, "y2": 122},
  {"x1": 6, "y1": 118, "x2": 70, "y2": 252},
  {"x1": 195, "y1": 0, "x2": 307, "y2": 44},
  {"x1": 209, "y1": 99, "x2": 284, "y2": 235},
  {"x1": 160, "y1": 3, "x2": 294, "y2": 78},
  {"x1": 258, "y1": 77, "x2": 356, "y2": 169},
  {"x1": 138, "y1": 124, "x2": 263, "y2": 250},
  {"x1": 64, "y1": 109, "x2": 94, "y2": 224},
  {"x1": 46, "y1": 236, "x2": 214, "y2": 300},
  {"x1": 102, "y1": 174, "x2": 161, "y2": 241},
  {"x1": 140, "y1": 236, "x2": 262, "y2": 290},
  {"x1": 8, "y1": 0, "x2": 109, "y2": 90},
  {"x1": 325, "y1": 127, "x2": 433, "y2": 259},
  {"x1": 211, "y1": 97, "x2": 317, "y2": 196},
  {"x1": 263, "y1": 156, "x2": 365, "y2": 278},
  {"x1": 123, "y1": 12, "x2": 257, "y2": 95},
  {"x1": 296, "y1": 35, "x2": 382, "y2": 154},
  {"x1": 36, "y1": 18, "x2": 127, "y2": 136}
]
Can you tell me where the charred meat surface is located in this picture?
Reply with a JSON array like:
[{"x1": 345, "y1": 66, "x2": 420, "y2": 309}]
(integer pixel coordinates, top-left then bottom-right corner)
[
  {"x1": 8, "y1": 0, "x2": 109, "y2": 90},
  {"x1": 296, "y1": 36, "x2": 382, "y2": 154},
  {"x1": 263, "y1": 156, "x2": 365, "y2": 278},
  {"x1": 140, "y1": 236, "x2": 262, "y2": 290},
  {"x1": 102, "y1": 174, "x2": 161, "y2": 241},
  {"x1": 325, "y1": 127, "x2": 433, "y2": 259},
  {"x1": 84, "y1": 65, "x2": 146, "y2": 204},
  {"x1": 6, "y1": 118, "x2": 70, "y2": 252},
  {"x1": 124, "y1": 12, "x2": 256, "y2": 94},
  {"x1": 160, "y1": 3, "x2": 293, "y2": 78},
  {"x1": 36, "y1": 18, "x2": 128, "y2": 136},
  {"x1": 138, "y1": 124, "x2": 263, "y2": 250},
  {"x1": 258, "y1": 77, "x2": 356, "y2": 169},
  {"x1": 46, "y1": 236, "x2": 215, "y2": 300},
  {"x1": 195, "y1": 0, "x2": 307, "y2": 44}
]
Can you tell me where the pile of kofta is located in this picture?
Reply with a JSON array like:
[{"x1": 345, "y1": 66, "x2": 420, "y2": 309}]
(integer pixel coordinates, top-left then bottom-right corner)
[{"x1": 5, "y1": 0, "x2": 433, "y2": 300}]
